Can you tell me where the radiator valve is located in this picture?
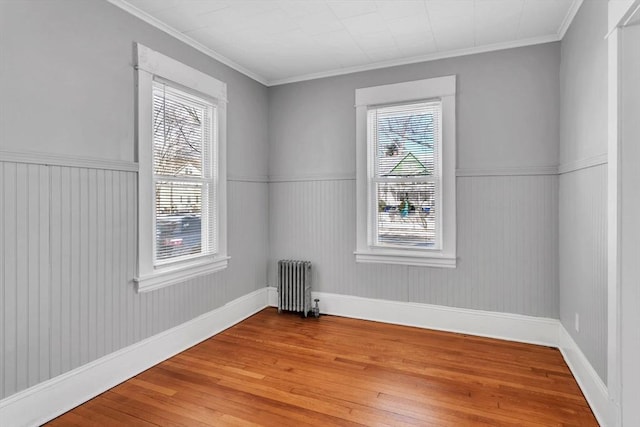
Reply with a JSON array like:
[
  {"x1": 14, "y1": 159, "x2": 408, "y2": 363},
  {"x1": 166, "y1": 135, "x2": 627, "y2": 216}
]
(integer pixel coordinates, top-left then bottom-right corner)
[{"x1": 313, "y1": 299, "x2": 320, "y2": 318}]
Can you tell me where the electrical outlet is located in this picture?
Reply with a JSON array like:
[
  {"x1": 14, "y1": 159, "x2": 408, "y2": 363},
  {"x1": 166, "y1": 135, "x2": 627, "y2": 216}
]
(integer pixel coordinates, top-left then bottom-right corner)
[{"x1": 575, "y1": 313, "x2": 580, "y2": 333}]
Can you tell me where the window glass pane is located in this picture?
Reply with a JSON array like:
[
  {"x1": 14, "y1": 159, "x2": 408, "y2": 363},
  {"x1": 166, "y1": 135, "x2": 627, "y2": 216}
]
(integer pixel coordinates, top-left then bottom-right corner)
[
  {"x1": 374, "y1": 102, "x2": 439, "y2": 178},
  {"x1": 376, "y1": 182, "x2": 436, "y2": 247},
  {"x1": 155, "y1": 181, "x2": 202, "y2": 260},
  {"x1": 152, "y1": 83, "x2": 212, "y2": 178}
]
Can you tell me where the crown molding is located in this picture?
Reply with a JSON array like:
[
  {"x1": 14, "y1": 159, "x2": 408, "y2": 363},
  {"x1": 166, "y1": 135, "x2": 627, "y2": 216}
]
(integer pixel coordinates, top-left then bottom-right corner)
[
  {"x1": 558, "y1": 0, "x2": 585, "y2": 39},
  {"x1": 267, "y1": 35, "x2": 559, "y2": 86},
  {"x1": 105, "y1": 0, "x2": 268, "y2": 86},
  {"x1": 107, "y1": 0, "x2": 582, "y2": 88}
]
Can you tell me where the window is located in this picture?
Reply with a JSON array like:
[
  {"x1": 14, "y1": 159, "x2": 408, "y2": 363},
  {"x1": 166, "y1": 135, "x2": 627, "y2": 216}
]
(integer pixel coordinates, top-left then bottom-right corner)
[
  {"x1": 153, "y1": 83, "x2": 214, "y2": 262},
  {"x1": 135, "y1": 44, "x2": 228, "y2": 292},
  {"x1": 355, "y1": 76, "x2": 456, "y2": 267}
]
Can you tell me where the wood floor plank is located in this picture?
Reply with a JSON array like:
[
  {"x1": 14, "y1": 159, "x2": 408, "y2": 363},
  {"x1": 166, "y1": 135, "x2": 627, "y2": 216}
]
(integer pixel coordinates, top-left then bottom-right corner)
[
  {"x1": 100, "y1": 390, "x2": 213, "y2": 427},
  {"x1": 46, "y1": 308, "x2": 598, "y2": 426}
]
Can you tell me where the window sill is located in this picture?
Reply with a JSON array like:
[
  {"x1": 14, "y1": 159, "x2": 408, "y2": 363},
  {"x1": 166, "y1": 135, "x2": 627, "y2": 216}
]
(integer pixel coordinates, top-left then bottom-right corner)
[
  {"x1": 135, "y1": 256, "x2": 230, "y2": 293},
  {"x1": 354, "y1": 250, "x2": 456, "y2": 268}
]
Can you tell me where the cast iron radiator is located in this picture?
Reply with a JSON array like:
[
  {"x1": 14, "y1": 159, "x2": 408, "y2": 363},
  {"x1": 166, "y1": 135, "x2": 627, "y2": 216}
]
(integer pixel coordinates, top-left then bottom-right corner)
[{"x1": 277, "y1": 260, "x2": 312, "y2": 316}]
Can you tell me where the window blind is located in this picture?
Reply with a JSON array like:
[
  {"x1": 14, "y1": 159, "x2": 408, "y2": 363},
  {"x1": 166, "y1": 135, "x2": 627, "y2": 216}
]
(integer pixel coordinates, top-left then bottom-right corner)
[
  {"x1": 152, "y1": 81, "x2": 216, "y2": 262},
  {"x1": 368, "y1": 101, "x2": 441, "y2": 248}
]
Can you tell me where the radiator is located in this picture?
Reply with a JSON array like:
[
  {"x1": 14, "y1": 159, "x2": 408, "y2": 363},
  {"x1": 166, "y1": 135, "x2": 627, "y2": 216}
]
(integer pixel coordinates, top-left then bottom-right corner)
[{"x1": 277, "y1": 260, "x2": 312, "y2": 316}]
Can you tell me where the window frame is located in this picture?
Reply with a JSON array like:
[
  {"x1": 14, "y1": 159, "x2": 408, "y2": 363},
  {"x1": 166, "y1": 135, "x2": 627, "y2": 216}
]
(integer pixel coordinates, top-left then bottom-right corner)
[
  {"x1": 354, "y1": 76, "x2": 457, "y2": 268},
  {"x1": 134, "y1": 43, "x2": 228, "y2": 292}
]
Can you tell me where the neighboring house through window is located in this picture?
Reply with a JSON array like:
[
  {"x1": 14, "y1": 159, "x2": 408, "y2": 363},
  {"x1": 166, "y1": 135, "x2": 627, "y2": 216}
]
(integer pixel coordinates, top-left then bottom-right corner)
[
  {"x1": 355, "y1": 76, "x2": 457, "y2": 267},
  {"x1": 135, "y1": 43, "x2": 228, "y2": 292}
]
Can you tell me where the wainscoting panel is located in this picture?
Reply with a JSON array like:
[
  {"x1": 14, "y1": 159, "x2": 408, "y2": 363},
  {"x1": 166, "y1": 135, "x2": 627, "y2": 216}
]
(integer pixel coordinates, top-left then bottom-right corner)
[
  {"x1": 2, "y1": 162, "x2": 53, "y2": 396},
  {"x1": 559, "y1": 164, "x2": 607, "y2": 383},
  {"x1": 409, "y1": 175, "x2": 559, "y2": 316},
  {"x1": 269, "y1": 174, "x2": 559, "y2": 318},
  {"x1": 269, "y1": 179, "x2": 408, "y2": 303},
  {"x1": 226, "y1": 179, "x2": 269, "y2": 302},
  {"x1": 0, "y1": 161, "x2": 268, "y2": 400}
]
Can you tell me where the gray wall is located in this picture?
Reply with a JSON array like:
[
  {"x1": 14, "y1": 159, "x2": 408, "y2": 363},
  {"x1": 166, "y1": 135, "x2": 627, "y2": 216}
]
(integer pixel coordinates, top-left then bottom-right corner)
[
  {"x1": 1, "y1": 0, "x2": 602, "y2": 406},
  {"x1": 620, "y1": 22, "x2": 640, "y2": 426},
  {"x1": 0, "y1": 0, "x2": 269, "y2": 400},
  {"x1": 268, "y1": 44, "x2": 560, "y2": 318},
  {"x1": 559, "y1": 0, "x2": 608, "y2": 383}
]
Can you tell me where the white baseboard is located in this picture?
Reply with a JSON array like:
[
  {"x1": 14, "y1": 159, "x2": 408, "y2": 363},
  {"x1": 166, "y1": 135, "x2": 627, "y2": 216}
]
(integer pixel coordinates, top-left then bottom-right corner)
[
  {"x1": 267, "y1": 287, "x2": 558, "y2": 346},
  {"x1": 558, "y1": 325, "x2": 611, "y2": 426},
  {"x1": 268, "y1": 287, "x2": 610, "y2": 425},
  {"x1": 1, "y1": 287, "x2": 611, "y2": 427},
  {"x1": 0, "y1": 287, "x2": 269, "y2": 427},
  {"x1": 267, "y1": 285, "x2": 278, "y2": 307}
]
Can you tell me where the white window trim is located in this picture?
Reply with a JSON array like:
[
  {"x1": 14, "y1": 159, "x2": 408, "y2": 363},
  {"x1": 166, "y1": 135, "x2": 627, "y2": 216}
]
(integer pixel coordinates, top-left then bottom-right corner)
[
  {"x1": 354, "y1": 76, "x2": 457, "y2": 268},
  {"x1": 134, "y1": 43, "x2": 228, "y2": 292}
]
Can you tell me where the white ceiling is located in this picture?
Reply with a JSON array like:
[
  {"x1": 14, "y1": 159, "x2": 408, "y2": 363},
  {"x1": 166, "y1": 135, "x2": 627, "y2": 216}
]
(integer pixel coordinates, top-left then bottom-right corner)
[{"x1": 113, "y1": 0, "x2": 582, "y2": 85}]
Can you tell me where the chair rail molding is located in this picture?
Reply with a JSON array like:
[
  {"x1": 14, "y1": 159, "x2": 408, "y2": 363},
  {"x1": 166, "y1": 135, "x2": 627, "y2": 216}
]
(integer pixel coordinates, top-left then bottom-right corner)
[{"x1": 0, "y1": 150, "x2": 138, "y2": 172}]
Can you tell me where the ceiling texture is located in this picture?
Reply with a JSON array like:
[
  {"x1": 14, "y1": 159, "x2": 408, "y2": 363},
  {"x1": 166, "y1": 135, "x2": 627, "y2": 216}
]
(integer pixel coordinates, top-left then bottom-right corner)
[{"x1": 110, "y1": 0, "x2": 583, "y2": 85}]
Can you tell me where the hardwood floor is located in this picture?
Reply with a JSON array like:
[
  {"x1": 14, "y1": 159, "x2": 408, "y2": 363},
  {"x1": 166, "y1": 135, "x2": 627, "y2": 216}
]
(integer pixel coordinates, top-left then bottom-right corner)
[{"x1": 47, "y1": 308, "x2": 597, "y2": 426}]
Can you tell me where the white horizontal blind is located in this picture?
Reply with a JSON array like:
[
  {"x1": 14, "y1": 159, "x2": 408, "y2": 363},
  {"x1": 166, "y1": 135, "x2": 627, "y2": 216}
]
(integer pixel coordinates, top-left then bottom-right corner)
[
  {"x1": 152, "y1": 81, "x2": 216, "y2": 263},
  {"x1": 368, "y1": 101, "x2": 441, "y2": 249}
]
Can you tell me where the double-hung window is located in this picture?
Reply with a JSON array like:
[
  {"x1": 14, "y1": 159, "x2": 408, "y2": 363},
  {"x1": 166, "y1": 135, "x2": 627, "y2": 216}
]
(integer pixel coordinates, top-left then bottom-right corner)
[
  {"x1": 135, "y1": 44, "x2": 228, "y2": 292},
  {"x1": 152, "y1": 82, "x2": 215, "y2": 261},
  {"x1": 355, "y1": 76, "x2": 457, "y2": 267}
]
